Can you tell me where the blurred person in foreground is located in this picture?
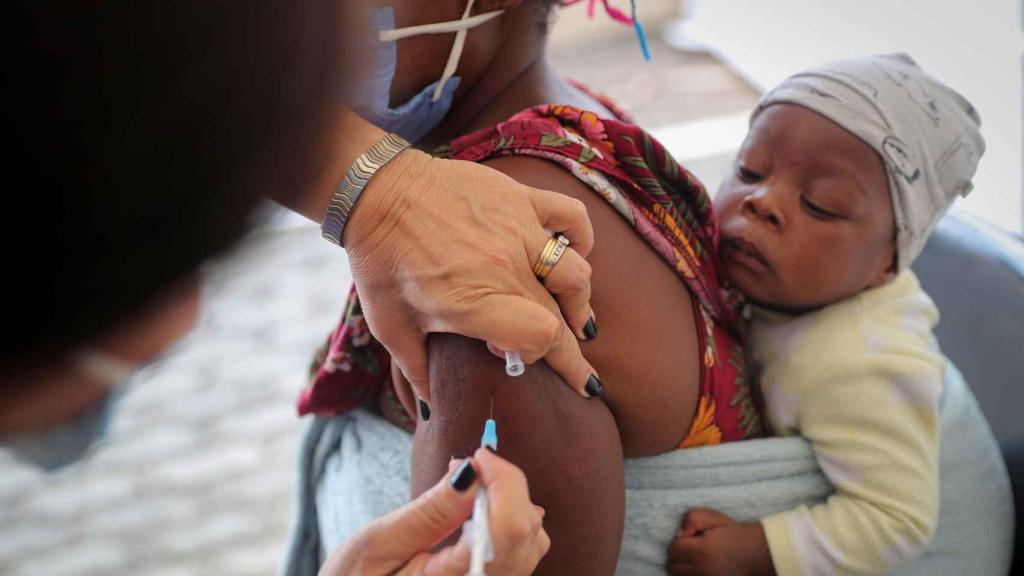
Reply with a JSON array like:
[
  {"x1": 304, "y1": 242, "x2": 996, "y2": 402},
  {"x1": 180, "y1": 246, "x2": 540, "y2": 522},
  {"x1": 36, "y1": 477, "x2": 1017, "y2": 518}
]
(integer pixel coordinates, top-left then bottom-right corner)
[{"x1": 0, "y1": 1, "x2": 608, "y2": 573}]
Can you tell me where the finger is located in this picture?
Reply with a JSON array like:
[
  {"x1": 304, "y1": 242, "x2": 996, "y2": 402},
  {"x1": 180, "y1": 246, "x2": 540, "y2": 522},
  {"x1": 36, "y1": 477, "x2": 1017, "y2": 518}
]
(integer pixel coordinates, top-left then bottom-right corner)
[
  {"x1": 667, "y1": 534, "x2": 704, "y2": 560},
  {"x1": 454, "y1": 294, "x2": 562, "y2": 361},
  {"x1": 383, "y1": 329, "x2": 432, "y2": 404},
  {"x1": 538, "y1": 319, "x2": 602, "y2": 398},
  {"x1": 537, "y1": 245, "x2": 595, "y2": 340},
  {"x1": 529, "y1": 527, "x2": 552, "y2": 569},
  {"x1": 473, "y1": 448, "x2": 538, "y2": 552},
  {"x1": 391, "y1": 362, "x2": 418, "y2": 423},
  {"x1": 486, "y1": 341, "x2": 506, "y2": 360},
  {"x1": 537, "y1": 527, "x2": 552, "y2": 558},
  {"x1": 678, "y1": 514, "x2": 700, "y2": 538},
  {"x1": 680, "y1": 508, "x2": 732, "y2": 535},
  {"x1": 527, "y1": 186, "x2": 595, "y2": 257},
  {"x1": 405, "y1": 541, "x2": 471, "y2": 576},
  {"x1": 680, "y1": 509, "x2": 706, "y2": 535},
  {"x1": 665, "y1": 559, "x2": 698, "y2": 576},
  {"x1": 456, "y1": 295, "x2": 599, "y2": 397},
  {"x1": 474, "y1": 447, "x2": 530, "y2": 503},
  {"x1": 473, "y1": 449, "x2": 544, "y2": 555},
  {"x1": 515, "y1": 245, "x2": 601, "y2": 395},
  {"x1": 376, "y1": 458, "x2": 479, "y2": 557}
]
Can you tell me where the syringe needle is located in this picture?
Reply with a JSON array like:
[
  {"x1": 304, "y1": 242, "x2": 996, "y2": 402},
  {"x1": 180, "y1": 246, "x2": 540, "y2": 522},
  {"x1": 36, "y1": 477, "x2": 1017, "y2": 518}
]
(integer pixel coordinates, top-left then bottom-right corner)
[{"x1": 489, "y1": 394, "x2": 494, "y2": 419}]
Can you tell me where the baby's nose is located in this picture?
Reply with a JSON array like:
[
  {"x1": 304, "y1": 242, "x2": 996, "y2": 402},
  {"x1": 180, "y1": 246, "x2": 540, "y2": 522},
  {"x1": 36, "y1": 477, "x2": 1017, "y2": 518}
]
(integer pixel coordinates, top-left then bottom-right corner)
[{"x1": 741, "y1": 189, "x2": 783, "y2": 227}]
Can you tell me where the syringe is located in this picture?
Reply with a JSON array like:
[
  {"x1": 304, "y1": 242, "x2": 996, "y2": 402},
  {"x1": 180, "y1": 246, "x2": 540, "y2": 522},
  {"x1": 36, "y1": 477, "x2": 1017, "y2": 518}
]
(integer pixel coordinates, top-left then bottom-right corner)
[
  {"x1": 467, "y1": 397, "x2": 498, "y2": 576},
  {"x1": 504, "y1": 351, "x2": 524, "y2": 377}
]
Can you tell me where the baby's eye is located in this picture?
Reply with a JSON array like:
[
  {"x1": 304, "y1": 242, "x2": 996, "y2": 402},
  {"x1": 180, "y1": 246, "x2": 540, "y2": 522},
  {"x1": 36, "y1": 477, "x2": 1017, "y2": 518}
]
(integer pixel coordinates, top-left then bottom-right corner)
[
  {"x1": 736, "y1": 165, "x2": 762, "y2": 182},
  {"x1": 801, "y1": 197, "x2": 843, "y2": 220}
]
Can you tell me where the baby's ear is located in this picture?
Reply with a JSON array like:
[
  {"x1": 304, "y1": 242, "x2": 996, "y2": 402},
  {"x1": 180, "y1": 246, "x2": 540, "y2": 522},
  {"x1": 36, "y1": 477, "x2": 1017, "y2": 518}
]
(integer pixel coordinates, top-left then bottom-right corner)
[{"x1": 477, "y1": 0, "x2": 524, "y2": 11}]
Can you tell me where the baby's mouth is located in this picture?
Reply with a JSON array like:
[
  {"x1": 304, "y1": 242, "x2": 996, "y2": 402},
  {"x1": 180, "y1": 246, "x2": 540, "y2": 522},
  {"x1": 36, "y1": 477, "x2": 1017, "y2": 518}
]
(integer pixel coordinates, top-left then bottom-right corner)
[{"x1": 723, "y1": 236, "x2": 771, "y2": 273}]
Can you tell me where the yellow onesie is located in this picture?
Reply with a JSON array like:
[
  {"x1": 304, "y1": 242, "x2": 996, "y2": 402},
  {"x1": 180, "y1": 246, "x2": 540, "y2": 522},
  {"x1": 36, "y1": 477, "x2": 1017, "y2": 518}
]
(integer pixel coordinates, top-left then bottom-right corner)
[{"x1": 749, "y1": 271, "x2": 944, "y2": 576}]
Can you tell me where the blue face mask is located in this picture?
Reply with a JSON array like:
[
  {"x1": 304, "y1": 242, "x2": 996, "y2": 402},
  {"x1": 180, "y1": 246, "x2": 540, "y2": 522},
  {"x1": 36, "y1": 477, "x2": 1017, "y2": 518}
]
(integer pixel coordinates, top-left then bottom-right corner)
[
  {"x1": 349, "y1": 1, "x2": 504, "y2": 143},
  {"x1": 3, "y1": 351, "x2": 134, "y2": 471}
]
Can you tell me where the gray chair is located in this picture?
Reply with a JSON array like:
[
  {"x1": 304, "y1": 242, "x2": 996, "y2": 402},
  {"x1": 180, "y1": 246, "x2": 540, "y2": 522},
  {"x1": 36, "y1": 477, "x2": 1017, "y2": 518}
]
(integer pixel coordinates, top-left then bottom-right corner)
[{"x1": 911, "y1": 210, "x2": 1023, "y2": 574}]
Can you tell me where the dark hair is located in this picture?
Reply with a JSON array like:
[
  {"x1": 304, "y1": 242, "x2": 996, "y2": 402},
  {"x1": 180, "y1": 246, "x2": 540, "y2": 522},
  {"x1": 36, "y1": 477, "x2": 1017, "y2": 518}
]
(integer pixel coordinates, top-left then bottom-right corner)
[{"x1": 0, "y1": 2, "x2": 346, "y2": 372}]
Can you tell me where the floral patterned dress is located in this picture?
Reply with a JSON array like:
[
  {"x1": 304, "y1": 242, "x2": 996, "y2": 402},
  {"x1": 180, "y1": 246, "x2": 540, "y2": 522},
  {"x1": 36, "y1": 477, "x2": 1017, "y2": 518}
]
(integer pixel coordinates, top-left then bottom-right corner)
[{"x1": 298, "y1": 92, "x2": 763, "y2": 446}]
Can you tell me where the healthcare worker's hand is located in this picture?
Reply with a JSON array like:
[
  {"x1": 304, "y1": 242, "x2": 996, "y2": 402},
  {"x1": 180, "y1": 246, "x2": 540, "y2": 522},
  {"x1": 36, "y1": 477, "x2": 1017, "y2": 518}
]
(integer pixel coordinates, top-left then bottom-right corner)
[
  {"x1": 343, "y1": 145, "x2": 600, "y2": 403},
  {"x1": 319, "y1": 448, "x2": 549, "y2": 576}
]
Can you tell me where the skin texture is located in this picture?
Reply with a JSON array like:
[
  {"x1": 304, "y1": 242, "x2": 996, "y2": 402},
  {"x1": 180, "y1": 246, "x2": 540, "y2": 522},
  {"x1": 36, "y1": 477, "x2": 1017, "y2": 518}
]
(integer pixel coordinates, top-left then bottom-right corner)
[
  {"x1": 668, "y1": 104, "x2": 899, "y2": 574},
  {"x1": 387, "y1": 0, "x2": 703, "y2": 573},
  {"x1": 714, "y1": 103, "x2": 896, "y2": 313}
]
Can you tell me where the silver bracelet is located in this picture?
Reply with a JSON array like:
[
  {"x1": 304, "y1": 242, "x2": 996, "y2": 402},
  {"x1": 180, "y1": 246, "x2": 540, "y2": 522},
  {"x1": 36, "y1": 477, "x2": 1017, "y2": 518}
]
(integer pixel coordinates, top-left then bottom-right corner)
[{"x1": 321, "y1": 132, "x2": 411, "y2": 247}]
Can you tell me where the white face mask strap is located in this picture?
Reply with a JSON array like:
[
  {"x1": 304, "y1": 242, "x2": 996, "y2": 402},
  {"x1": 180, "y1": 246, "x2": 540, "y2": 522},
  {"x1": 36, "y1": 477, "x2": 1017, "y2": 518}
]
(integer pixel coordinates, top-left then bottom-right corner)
[
  {"x1": 377, "y1": 10, "x2": 503, "y2": 42},
  {"x1": 433, "y1": 0, "x2": 476, "y2": 101},
  {"x1": 375, "y1": 0, "x2": 504, "y2": 103}
]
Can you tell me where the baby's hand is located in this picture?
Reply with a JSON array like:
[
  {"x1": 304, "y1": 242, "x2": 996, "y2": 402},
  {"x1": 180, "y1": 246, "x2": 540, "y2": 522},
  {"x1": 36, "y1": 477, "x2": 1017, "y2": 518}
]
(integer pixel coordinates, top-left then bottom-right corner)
[{"x1": 665, "y1": 508, "x2": 776, "y2": 576}]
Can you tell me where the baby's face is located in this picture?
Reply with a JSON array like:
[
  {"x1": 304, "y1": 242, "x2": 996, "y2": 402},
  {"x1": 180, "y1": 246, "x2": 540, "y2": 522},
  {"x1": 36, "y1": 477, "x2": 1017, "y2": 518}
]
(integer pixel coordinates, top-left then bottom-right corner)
[{"x1": 714, "y1": 103, "x2": 896, "y2": 312}]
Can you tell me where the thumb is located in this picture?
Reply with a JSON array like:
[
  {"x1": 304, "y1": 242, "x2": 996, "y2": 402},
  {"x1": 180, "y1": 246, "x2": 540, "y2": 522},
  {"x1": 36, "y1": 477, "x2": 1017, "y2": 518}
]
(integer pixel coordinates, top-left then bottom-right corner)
[
  {"x1": 375, "y1": 458, "x2": 480, "y2": 556},
  {"x1": 678, "y1": 508, "x2": 731, "y2": 537}
]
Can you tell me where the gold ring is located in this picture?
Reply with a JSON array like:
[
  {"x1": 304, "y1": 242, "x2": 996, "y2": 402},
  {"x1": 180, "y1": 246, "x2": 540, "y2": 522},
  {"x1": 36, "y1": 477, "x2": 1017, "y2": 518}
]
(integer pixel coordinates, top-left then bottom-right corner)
[{"x1": 532, "y1": 234, "x2": 570, "y2": 283}]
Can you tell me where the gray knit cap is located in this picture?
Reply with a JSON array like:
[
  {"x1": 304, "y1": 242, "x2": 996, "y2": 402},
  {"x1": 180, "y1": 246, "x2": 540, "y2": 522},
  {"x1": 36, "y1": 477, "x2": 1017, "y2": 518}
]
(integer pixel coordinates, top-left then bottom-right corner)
[{"x1": 753, "y1": 53, "x2": 985, "y2": 270}]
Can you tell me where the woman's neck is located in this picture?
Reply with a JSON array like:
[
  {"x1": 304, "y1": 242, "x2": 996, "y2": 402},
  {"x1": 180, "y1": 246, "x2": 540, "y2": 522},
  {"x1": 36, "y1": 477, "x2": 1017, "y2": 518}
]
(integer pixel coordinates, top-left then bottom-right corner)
[{"x1": 421, "y1": 37, "x2": 612, "y2": 150}]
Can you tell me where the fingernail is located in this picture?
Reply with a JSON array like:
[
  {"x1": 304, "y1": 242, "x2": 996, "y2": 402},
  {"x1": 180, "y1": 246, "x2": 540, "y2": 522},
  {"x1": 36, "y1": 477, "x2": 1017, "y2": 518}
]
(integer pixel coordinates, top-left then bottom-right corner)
[
  {"x1": 484, "y1": 445, "x2": 496, "y2": 454},
  {"x1": 418, "y1": 398, "x2": 431, "y2": 421},
  {"x1": 584, "y1": 374, "x2": 605, "y2": 401},
  {"x1": 583, "y1": 317, "x2": 598, "y2": 340},
  {"x1": 450, "y1": 459, "x2": 477, "y2": 492}
]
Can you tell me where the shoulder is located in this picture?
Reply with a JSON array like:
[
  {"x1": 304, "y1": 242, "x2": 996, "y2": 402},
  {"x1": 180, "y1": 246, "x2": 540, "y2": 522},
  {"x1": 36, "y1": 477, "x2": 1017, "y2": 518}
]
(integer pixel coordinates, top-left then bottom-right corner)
[
  {"x1": 473, "y1": 130, "x2": 707, "y2": 457},
  {"x1": 480, "y1": 155, "x2": 596, "y2": 200}
]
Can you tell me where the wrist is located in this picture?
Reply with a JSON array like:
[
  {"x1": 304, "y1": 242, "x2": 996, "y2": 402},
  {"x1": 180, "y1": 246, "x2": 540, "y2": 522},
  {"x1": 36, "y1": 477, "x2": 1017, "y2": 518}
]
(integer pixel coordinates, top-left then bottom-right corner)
[
  {"x1": 341, "y1": 146, "x2": 430, "y2": 252},
  {"x1": 276, "y1": 106, "x2": 387, "y2": 222},
  {"x1": 738, "y1": 522, "x2": 776, "y2": 576}
]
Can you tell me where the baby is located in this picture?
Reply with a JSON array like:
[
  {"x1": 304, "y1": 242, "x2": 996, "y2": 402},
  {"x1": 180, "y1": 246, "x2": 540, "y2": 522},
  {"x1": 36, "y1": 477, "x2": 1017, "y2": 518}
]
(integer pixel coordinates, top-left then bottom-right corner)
[{"x1": 666, "y1": 54, "x2": 985, "y2": 575}]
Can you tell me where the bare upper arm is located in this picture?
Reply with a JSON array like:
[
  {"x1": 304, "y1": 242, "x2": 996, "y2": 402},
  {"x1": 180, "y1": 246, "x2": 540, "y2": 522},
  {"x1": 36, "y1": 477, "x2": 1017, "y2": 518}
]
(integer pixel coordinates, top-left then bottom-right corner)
[
  {"x1": 479, "y1": 155, "x2": 701, "y2": 456},
  {"x1": 407, "y1": 154, "x2": 705, "y2": 574}
]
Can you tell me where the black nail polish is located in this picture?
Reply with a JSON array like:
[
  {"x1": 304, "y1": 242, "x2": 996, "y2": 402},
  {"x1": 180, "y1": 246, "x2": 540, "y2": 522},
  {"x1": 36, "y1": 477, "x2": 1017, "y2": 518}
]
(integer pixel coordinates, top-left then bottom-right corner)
[
  {"x1": 583, "y1": 317, "x2": 598, "y2": 340},
  {"x1": 450, "y1": 459, "x2": 477, "y2": 492},
  {"x1": 418, "y1": 398, "x2": 431, "y2": 421},
  {"x1": 585, "y1": 374, "x2": 605, "y2": 401}
]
